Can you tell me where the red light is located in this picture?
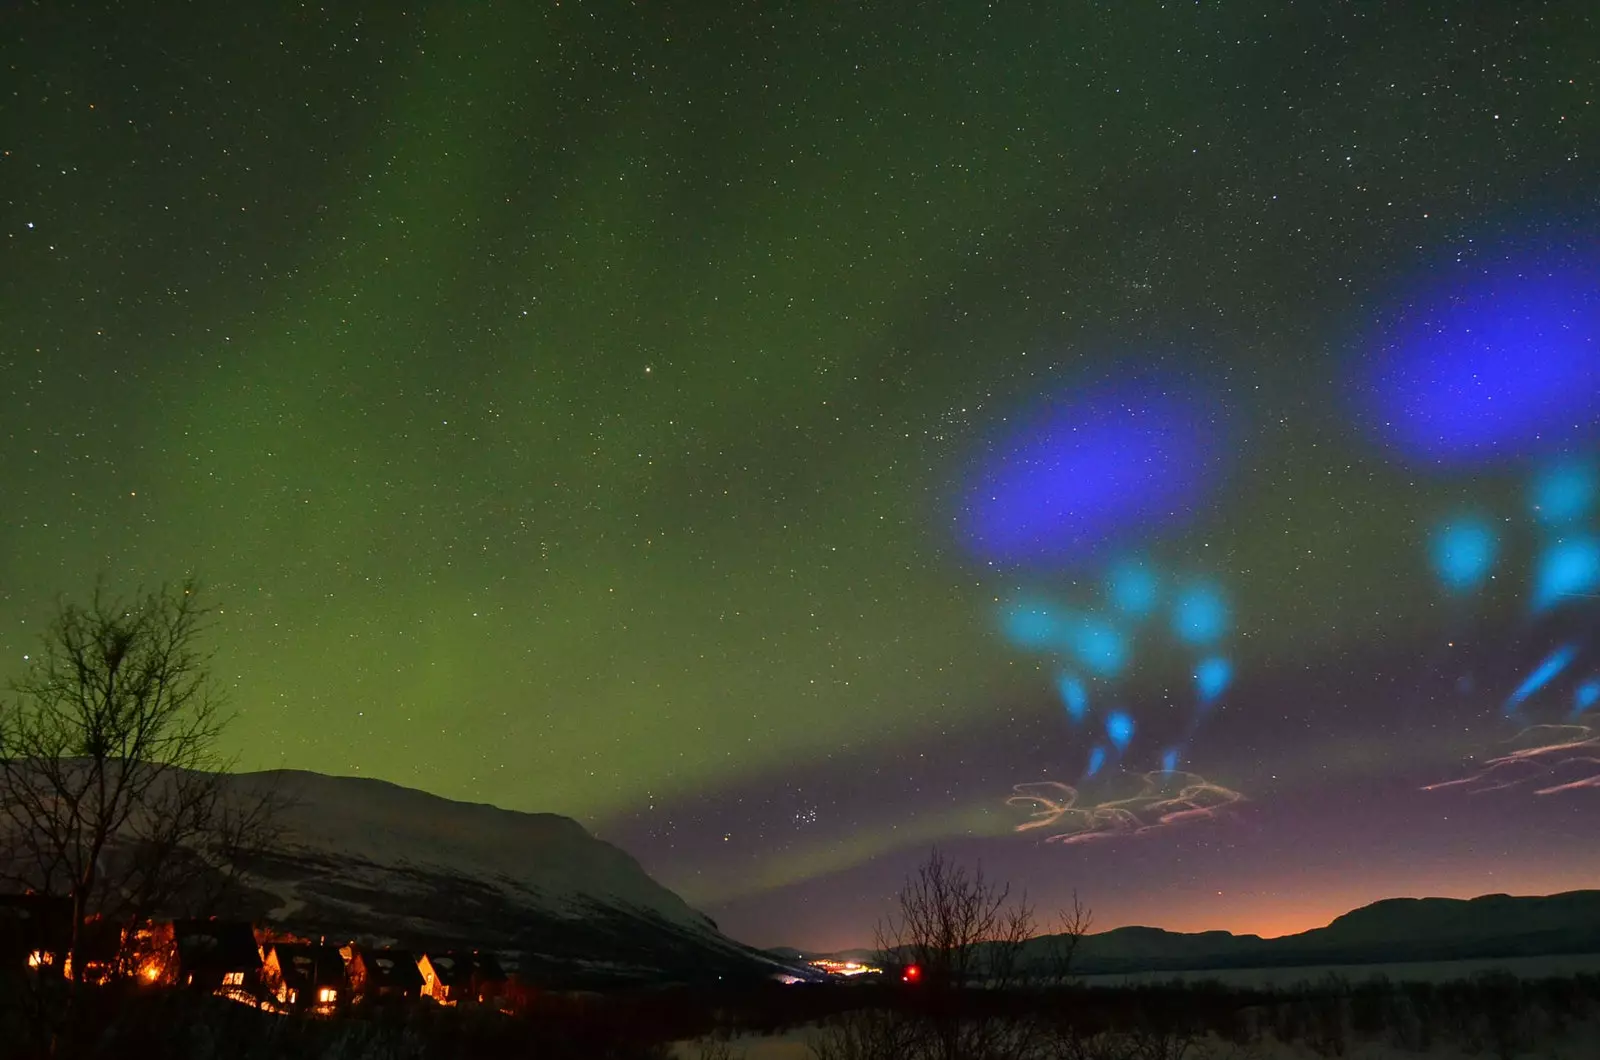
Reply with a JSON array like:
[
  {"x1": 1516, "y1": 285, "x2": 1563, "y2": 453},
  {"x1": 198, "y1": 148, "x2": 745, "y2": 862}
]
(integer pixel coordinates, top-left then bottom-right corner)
[{"x1": 902, "y1": 964, "x2": 921, "y2": 984}]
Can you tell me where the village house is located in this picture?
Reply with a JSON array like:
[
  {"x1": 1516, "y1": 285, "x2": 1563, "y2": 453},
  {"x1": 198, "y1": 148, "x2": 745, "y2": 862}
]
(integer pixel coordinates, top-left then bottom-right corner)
[
  {"x1": 61, "y1": 915, "x2": 124, "y2": 984},
  {"x1": 172, "y1": 919, "x2": 263, "y2": 997},
  {"x1": 118, "y1": 919, "x2": 178, "y2": 985},
  {"x1": 1, "y1": 899, "x2": 539, "y2": 1017},
  {"x1": 494, "y1": 953, "x2": 538, "y2": 1012},
  {"x1": 0, "y1": 893, "x2": 71, "y2": 974},
  {"x1": 341, "y1": 944, "x2": 424, "y2": 1004},
  {"x1": 416, "y1": 950, "x2": 507, "y2": 1006},
  {"x1": 262, "y1": 941, "x2": 348, "y2": 1013}
]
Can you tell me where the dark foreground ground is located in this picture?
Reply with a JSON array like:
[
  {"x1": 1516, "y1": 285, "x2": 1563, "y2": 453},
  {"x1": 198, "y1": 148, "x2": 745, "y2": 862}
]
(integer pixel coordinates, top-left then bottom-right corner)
[{"x1": 4, "y1": 971, "x2": 1599, "y2": 1059}]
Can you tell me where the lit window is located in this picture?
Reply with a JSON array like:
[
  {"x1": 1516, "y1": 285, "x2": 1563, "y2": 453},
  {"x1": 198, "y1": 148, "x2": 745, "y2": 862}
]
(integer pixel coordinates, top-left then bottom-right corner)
[
  {"x1": 317, "y1": 987, "x2": 337, "y2": 1005},
  {"x1": 223, "y1": 971, "x2": 244, "y2": 986}
]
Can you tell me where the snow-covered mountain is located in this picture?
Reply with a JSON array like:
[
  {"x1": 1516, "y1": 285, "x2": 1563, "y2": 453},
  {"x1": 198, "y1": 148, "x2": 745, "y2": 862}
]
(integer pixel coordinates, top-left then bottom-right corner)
[{"x1": 221, "y1": 770, "x2": 802, "y2": 986}]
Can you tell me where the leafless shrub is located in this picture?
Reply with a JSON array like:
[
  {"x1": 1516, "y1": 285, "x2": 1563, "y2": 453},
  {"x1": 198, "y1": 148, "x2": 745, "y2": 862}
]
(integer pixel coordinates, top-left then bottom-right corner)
[
  {"x1": 808, "y1": 848, "x2": 1096, "y2": 1060},
  {"x1": 690, "y1": 1036, "x2": 745, "y2": 1060},
  {"x1": 1037, "y1": 890, "x2": 1093, "y2": 987}
]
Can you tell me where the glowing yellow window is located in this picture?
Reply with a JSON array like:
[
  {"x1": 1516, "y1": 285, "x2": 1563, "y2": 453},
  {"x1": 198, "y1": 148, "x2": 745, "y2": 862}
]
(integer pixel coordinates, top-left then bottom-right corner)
[
  {"x1": 223, "y1": 971, "x2": 244, "y2": 986},
  {"x1": 317, "y1": 987, "x2": 337, "y2": 1004}
]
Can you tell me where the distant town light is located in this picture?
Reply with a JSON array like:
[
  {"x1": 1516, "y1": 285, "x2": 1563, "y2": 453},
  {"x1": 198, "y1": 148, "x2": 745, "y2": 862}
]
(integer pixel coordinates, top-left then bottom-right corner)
[{"x1": 807, "y1": 957, "x2": 881, "y2": 977}]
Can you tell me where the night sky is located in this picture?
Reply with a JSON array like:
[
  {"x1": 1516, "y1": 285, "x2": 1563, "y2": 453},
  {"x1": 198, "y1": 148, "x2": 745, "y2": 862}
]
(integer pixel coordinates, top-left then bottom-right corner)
[{"x1": 4, "y1": 3, "x2": 1599, "y2": 952}]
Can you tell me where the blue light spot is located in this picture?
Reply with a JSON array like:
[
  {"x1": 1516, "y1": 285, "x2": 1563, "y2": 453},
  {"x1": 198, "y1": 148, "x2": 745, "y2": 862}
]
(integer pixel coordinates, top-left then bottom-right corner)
[
  {"x1": 1430, "y1": 517, "x2": 1498, "y2": 594},
  {"x1": 998, "y1": 595, "x2": 1062, "y2": 652},
  {"x1": 1534, "y1": 536, "x2": 1600, "y2": 610},
  {"x1": 1106, "y1": 559, "x2": 1159, "y2": 618},
  {"x1": 960, "y1": 380, "x2": 1224, "y2": 567},
  {"x1": 1506, "y1": 644, "x2": 1578, "y2": 712},
  {"x1": 1531, "y1": 460, "x2": 1598, "y2": 527},
  {"x1": 1161, "y1": 747, "x2": 1180, "y2": 773},
  {"x1": 1575, "y1": 677, "x2": 1600, "y2": 717},
  {"x1": 1360, "y1": 246, "x2": 1600, "y2": 465},
  {"x1": 1086, "y1": 745, "x2": 1106, "y2": 777},
  {"x1": 1172, "y1": 582, "x2": 1229, "y2": 646},
  {"x1": 1066, "y1": 616, "x2": 1129, "y2": 678},
  {"x1": 1057, "y1": 673, "x2": 1088, "y2": 722},
  {"x1": 1194, "y1": 656, "x2": 1232, "y2": 704},
  {"x1": 1105, "y1": 710, "x2": 1135, "y2": 751}
]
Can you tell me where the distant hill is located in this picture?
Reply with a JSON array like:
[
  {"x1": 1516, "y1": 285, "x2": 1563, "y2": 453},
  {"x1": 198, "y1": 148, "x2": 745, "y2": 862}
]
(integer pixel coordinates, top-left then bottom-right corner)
[
  {"x1": 1277, "y1": 891, "x2": 1600, "y2": 967},
  {"x1": 1046, "y1": 891, "x2": 1600, "y2": 974},
  {"x1": 795, "y1": 891, "x2": 1600, "y2": 976},
  {"x1": 219, "y1": 770, "x2": 811, "y2": 987}
]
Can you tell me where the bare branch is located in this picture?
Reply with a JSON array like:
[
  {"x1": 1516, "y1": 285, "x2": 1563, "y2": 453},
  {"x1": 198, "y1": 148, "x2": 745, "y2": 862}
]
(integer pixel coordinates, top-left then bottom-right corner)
[{"x1": 0, "y1": 578, "x2": 280, "y2": 1018}]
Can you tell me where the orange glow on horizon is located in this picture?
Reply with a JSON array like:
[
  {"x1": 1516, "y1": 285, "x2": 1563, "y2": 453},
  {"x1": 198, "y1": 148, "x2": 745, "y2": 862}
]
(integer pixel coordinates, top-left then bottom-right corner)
[{"x1": 1095, "y1": 865, "x2": 1600, "y2": 941}]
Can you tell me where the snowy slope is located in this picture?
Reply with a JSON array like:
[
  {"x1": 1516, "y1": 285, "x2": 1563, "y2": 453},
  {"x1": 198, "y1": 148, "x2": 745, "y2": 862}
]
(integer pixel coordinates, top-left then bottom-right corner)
[
  {"x1": 233, "y1": 769, "x2": 710, "y2": 928},
  {"x1": 218, "y1": 769, "x2": 798, "y2": 985}
]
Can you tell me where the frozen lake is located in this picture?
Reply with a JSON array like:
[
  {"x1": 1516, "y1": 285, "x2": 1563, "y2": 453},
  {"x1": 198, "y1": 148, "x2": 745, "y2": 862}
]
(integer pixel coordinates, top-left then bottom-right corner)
[
  {"x1": 676, "y1": 954, "x2": 1600, "y2": 1058},
  {"x1": 1075, "y1": 950, "x2": 1600, "y2": 988}
]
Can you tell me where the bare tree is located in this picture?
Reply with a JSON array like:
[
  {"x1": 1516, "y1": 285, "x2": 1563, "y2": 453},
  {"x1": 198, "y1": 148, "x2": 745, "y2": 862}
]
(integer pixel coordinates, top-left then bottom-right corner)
[
  {"x1": 875, "y1": 847, "x2": 1036, "y2": 993},
  {"x1": 863, "y1": 849, "x2": 1041, "y2": 1060},
  {"x1": 1039, "y1": 890, "x2": 1093, "y2": 987},
  {"x1": 0, "y1": 580, "x2": 279, "y2": 987}
]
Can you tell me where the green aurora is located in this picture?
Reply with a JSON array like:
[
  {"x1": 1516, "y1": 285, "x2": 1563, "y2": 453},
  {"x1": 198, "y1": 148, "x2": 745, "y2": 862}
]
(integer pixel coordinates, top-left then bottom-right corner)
[{"x1": 5, "y1": 3, "x2": 1599, "y2": 945}]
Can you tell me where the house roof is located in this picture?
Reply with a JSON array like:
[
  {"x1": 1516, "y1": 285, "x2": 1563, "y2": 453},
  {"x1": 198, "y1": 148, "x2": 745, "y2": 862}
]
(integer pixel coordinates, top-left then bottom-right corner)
[
  {"x1": 269, "y1": 943, "x2": 346, "y2": 989},
  {"x1": 355, "y1": 947, "x2": 423, "y2": 990},
  {"x1": 173, "y1": 920, "x2": 262, "y2": 973},
  {"x1": 76, "y1": 915, "x2": 124, "y2": 962},
  {"x1": 0, "y1": 894, "x2": 72, "y2": 954},
  {"x1": 422, "y1": 950, "x2": 506, "y2": 986}
]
